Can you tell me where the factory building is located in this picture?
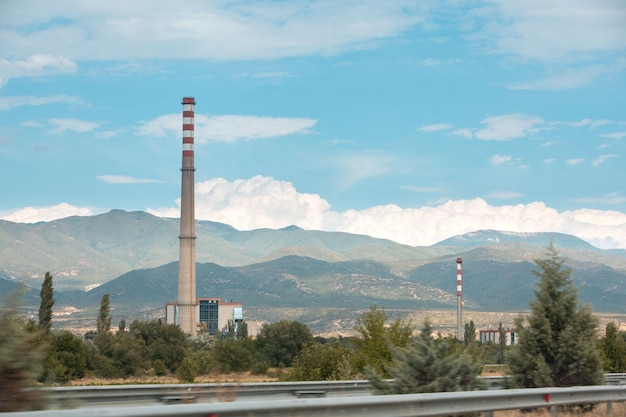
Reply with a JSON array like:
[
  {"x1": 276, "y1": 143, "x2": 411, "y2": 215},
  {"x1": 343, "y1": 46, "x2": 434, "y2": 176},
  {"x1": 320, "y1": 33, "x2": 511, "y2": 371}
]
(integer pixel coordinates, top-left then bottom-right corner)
[
  {"x1": 478, "y1": 329, "x2": 516, "y2": 345},
  {"x1": 165, "y1": 298, "x2": 243, "y2": 336}
]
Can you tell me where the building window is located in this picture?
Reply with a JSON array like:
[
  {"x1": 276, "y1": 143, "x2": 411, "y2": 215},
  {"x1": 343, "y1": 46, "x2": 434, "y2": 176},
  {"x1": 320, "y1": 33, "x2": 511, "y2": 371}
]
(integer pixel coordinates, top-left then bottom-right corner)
[{"x1": 199, "y1": 299, "x2": 220, "y2": 335}]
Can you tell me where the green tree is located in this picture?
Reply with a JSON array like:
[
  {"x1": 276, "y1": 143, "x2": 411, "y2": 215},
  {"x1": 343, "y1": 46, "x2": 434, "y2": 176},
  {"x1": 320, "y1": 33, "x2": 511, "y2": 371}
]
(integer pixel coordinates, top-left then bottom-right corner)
[
  {"x1": 130, "y1": 320, "x2": 189, "y2": 372},
  {"x1": 368, "y1": 321, "x2": 484, "y2": 395},
  {"x1": 506, "y1": 244, "x2": 604, "y2": 388},
  {"x1": 213, "y1": 339, "x2": 254, "y2": 373},
  {"x1": 40, "y1": 331, "x2": 90, "y2": 383},
  {"x1": 38, "y1": 272, "x2": 54, "y2": 334},
  {"x1": 97, "y1": 293, "x2": 111, "y2": 334},
  {"x1": 463, "y1": 320, "x2": 476, "y2": 347},
  {"x1": 497, "y1": 322, "x2": 507, "y2": 365},
  {"x1": 107, "y1": 332, "x2": 145, "y2": 377},
  {"x1": 255, "y1": 320, "x2": 314, "y2": 367},
  {"x1": 118, "y1": 319, "x2": 126, "y2": 333},
  {"x1": 351, "y1": 306, "x2": 413, "y2": 377},
  {"x1": 600, "y1": 322, "x2": 626, "y2": 372}
]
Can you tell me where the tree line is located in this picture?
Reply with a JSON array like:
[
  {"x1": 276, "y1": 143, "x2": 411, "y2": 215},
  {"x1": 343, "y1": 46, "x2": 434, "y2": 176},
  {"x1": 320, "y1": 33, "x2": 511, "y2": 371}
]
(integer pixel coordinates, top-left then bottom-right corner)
[{"x1": 1, "y1": 245, "x2": 626, "y2": 413}]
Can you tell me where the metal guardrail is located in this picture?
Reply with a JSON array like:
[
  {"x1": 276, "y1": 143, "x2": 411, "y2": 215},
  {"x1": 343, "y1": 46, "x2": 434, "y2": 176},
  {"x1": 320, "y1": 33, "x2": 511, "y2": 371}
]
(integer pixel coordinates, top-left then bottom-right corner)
[
  {"x1": 36, "y1": 373, "x2": 626, "y2": 408},
  {"x1": 7, "y1": 385, "x2": 626, "y2": 417},
  {"x1": 38, "y1": 380, "x2": 374, "y2": 408}
]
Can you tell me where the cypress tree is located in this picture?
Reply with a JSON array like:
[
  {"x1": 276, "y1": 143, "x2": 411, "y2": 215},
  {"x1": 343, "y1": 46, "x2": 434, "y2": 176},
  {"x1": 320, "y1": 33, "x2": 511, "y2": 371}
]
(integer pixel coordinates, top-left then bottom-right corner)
[
  {"x1": 96, "y1": 293, "x2": 111, "y2": 334},
  {"x1": 463, "y1": 320, "x2": 476, "y2": 347},
  {"x1": 38, "y1": 272, "x2": 54, "y2": 333},
  {"x1": 507, "y1": 244, "x2": 603, "y2": 388},
  {"x1": 497, "y1": 322, "x2": 507, "y2": 364}
]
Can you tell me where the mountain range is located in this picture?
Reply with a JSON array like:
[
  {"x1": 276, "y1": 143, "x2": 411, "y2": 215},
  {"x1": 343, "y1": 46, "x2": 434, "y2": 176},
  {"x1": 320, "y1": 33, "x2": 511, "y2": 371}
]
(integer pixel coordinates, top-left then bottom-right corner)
[{"x1": 1, "y1": 210, "x2": 626, "y2": 333}]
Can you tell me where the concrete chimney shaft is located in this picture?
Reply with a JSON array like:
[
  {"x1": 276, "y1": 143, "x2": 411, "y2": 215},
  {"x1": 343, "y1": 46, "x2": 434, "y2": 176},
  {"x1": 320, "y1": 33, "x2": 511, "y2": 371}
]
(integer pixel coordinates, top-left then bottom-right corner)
[
  {"x1": 456, "y1": 257, "x2": 463, "y2": 341},
  {"x1": 177, "y1": 97, "x2": 197, "y2": 335}
]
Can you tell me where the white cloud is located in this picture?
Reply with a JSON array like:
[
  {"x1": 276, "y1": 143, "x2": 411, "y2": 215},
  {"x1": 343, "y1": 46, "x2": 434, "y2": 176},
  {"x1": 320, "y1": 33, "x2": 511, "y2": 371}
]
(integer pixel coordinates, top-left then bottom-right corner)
[
  {"x1": 485, "y1": 191, "x2": 523, "y2": 200},
  {"x1": 417, "y1": 123, "x2": 452, "y2": 132},
  {"x1": 0, "y1": 94, "x2": 83, "y2": 111},
  {"x1": 507, "y1": 65, "x2": 613, "y2": 90},
  {"x1": 475, "y1": 113, "x2": 544, "y2": 141},
  {"x1": 489, "y1": 154, "x2": 512, "y2": 166},
  {"x1": 451, "y1": 128, "x2": 473, "y2": 139},
  {"x1": 473, "y1": 0, "x2": 626, "y2": 64},
  {"x1": 574, "y1": 192, "x2": 626, "y2": 206},
  {"x1": 21, "y1": 120, "x2": 43, "y2": 128},
  {"x1": 148, "y1": 176, "x2": 332, "y2": 230},
  {"x1": 137, "y1": 113, "x2": 317, "y2": 143},
  {"x1": 400, "y1": 185, "x2": 443, "y2": 193},
  {"x1": 0, "y1": 2, "x2": 425, "y2": 62},
  {"x1": 97, "y1": 175, "x2": 164, "y2": 184},
  {"x1": 96, "y1": 129, "x2": 126, "y2": 139},
  {"x1": 0, "y1": 203, "x2": 93, "y2": 223},
  {"x1": 600, "y1": 132, "x2": 626, "y2": 140},
  {"x1": 144, "y1": 175, "x2": 626, "y2": 250},
  {"x1": 333, "y1": 152, "x2": 395, "y2": 187},
  {"x1": 566, "y1": 158, "x2": 585, "y2": 166},
  {"x1": 465, "y1": 1, "x2": 626, "y2": 89},
  {"x1": 420, "y1": 58, "x2": 465, "y2": 67},
  {"x1": 0, "y1": 55, "x2": 77, "y2": 86},
  {"x1": 48, "y1": 118, "x2": 100, "y2": 134},
  {"x1": 592, "y1": 154, "x2": 618, "y2": 167},
  {"x1": 327, "y1": 139, "x2": 356, "y2": 146},
  {"x1": 567, "y1": 118, "x2": 612, "y2": 128}
]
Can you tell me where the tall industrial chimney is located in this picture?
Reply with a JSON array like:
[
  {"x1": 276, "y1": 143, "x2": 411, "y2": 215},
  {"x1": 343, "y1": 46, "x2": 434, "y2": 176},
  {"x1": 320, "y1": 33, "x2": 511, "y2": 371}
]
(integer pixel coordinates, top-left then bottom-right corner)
[
  {"x1": 177, "y1": 97, "x2": 197, "y2": 335},
  {"x1": 456, "y1": 257, "x2": 463, "y2": 341}
]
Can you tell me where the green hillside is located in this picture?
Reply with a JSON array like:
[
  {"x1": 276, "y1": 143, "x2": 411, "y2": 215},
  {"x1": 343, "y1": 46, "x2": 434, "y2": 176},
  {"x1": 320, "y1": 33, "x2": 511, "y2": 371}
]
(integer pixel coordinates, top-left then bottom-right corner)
[
  {"x1": 0, "y1": 210, "x2": 443, "y2": 290},
  {"x1": 3, "y1": 210, "x2": 626, "y2": 334}
]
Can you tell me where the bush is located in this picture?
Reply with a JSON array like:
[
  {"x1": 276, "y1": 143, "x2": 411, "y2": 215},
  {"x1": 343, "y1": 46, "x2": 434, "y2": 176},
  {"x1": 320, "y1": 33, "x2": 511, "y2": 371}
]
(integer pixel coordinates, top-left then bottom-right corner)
[
  {"x1": 153, "y1": 359, "x2": 167, "y2": 376},
  {"x1": 251, "y1": 361, "x2": 269, "y2": 375},
  {"x1": 282, "y1": 342, "x2": 353, "y2": 381},
  {"x1": 214, "y1": 339, "x2": 253, "y2": 373},
  {"x1": 177, "y1": 356, "x2": 196, "y2": 383}
]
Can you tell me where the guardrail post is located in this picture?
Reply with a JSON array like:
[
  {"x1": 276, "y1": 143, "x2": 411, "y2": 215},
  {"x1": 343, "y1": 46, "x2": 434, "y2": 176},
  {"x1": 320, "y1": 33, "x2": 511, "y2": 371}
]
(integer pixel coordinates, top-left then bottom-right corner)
[
  {"x1": 606, "y1": 400, "x2": 612, "y2": 416},
  {"x1": 550, "y1": 405, "x2": 557, "y2": 417}
]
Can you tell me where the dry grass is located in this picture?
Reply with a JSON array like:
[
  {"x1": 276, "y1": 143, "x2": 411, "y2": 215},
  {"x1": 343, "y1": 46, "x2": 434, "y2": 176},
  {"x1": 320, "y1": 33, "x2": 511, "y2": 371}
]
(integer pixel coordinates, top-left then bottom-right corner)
[
  {"x1": 490, "y1": 402, "x2": 625, "y2": 417},
  {"x1": 70, "y1": 372, "x2": 279, "y2": 386}
]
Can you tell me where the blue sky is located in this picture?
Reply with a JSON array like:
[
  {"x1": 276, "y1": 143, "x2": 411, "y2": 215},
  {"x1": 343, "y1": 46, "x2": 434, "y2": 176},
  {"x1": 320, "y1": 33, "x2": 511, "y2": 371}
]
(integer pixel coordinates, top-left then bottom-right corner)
[{"x1": 1, "y1": 0, "x2": 626, "y2": 249}]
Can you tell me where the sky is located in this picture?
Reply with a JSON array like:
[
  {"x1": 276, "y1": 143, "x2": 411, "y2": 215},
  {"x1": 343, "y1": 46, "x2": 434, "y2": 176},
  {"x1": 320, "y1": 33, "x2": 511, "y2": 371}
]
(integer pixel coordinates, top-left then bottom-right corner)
[{"x1": 1, "y1": 0, "x2": 626, "y2": 250}]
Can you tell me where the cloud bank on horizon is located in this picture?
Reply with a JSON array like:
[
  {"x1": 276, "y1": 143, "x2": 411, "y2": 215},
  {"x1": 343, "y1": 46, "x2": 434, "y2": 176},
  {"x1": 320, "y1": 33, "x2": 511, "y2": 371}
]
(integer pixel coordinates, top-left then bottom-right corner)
[
  {"x1": 2, "y1": 176, "x2": 626, "y2": 251},
  {"x1": 0, "y1": 1, "x2": 625, "y2": 251}
]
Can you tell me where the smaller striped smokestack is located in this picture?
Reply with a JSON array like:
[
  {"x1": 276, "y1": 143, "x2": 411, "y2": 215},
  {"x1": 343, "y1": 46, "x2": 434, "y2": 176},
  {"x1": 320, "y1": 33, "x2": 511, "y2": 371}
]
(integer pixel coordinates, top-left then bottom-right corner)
[{"x1": 456, "y1": 257, "x2": 463, "y2": 341}]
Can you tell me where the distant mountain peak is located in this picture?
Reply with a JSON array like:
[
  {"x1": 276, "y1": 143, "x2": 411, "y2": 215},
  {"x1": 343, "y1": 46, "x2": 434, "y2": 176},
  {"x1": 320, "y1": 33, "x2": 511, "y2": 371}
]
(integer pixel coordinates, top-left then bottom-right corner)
[
  {"x1": 280, "y1": 225, "x2": 303, "y2": 231},
  {"x1": 434, "y1": 229, "x2": 596, "y2": 250}
]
